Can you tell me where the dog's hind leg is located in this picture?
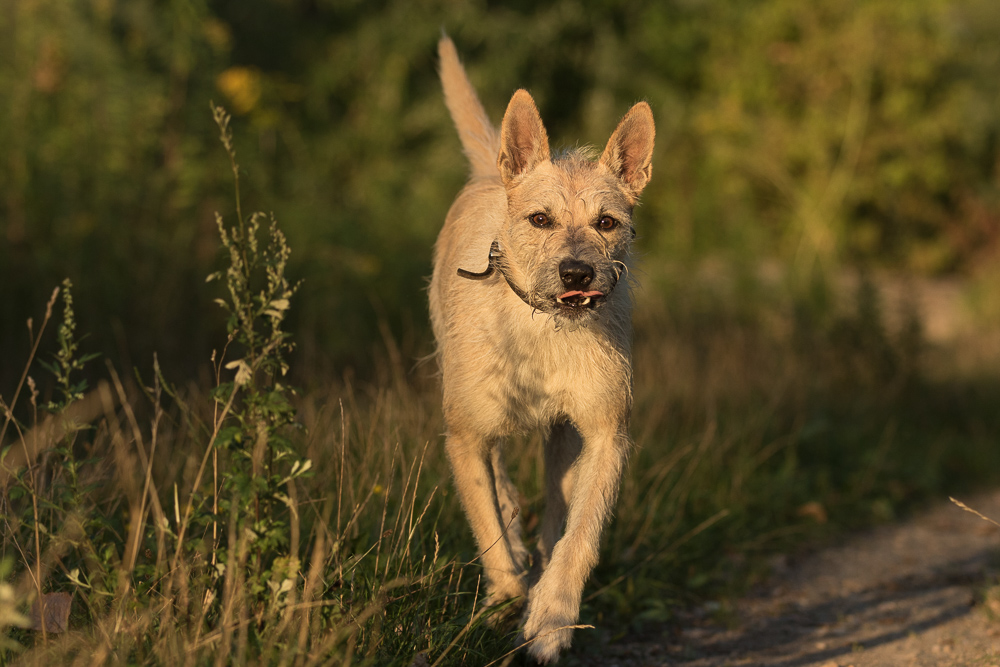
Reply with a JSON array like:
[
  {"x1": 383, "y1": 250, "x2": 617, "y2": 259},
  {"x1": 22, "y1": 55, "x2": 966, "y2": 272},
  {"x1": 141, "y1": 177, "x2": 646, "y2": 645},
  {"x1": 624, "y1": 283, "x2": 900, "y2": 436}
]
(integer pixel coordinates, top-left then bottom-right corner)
[
  {"x1": 491, "y1": 445, "x2": 529, "y2": 571},
  {"x1": 522, "y1": 419, "x2": 629, "y2": 663},
  {"x1": 536, "y1": 421, "x2": 583, "y2": 575},
  {"x1": 446, "y1": 430, "x2": 528, "y2": 607}
]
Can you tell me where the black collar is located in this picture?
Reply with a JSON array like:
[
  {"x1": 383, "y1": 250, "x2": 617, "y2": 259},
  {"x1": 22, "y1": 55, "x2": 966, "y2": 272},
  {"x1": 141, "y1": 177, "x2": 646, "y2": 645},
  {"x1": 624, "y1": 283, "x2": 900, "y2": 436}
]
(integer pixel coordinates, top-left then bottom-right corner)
[{"x1": 456, "y1": 240, "x2": 532, "y2": 306}]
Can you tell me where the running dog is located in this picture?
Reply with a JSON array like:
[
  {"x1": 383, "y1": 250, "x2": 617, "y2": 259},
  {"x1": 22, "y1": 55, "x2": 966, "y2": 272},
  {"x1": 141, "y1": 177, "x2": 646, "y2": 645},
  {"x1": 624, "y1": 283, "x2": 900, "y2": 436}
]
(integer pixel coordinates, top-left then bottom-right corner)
[{"x1": 430, "y1": 36, "x2": 655, "y2": 663}]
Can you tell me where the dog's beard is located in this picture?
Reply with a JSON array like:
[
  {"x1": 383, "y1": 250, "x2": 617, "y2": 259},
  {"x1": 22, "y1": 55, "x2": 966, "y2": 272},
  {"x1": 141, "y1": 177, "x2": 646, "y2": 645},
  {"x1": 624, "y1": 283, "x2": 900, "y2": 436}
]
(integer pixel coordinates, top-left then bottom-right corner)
[
  {"x1": 523, "y1": 291, "x2": 604, "y2": 331},
  {"x1": 548, "y1": 306, "x2": 600, "y2": 332}
]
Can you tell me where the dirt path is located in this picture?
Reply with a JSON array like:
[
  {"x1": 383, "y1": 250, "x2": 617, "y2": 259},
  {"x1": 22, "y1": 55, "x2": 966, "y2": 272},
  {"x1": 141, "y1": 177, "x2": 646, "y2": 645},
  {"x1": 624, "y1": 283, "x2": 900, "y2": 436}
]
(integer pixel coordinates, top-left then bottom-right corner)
[{"x1": 578, "y1": 491, "x2": 1000, "y2": 666}]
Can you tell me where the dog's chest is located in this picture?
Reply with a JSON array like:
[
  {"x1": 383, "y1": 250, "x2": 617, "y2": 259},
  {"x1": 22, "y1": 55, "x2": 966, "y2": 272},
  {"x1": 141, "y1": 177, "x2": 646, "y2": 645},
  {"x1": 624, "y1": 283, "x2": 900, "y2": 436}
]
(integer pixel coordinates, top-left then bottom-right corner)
[{"x1": 481, "y1": 309, "x2": 627, "y2": 429}]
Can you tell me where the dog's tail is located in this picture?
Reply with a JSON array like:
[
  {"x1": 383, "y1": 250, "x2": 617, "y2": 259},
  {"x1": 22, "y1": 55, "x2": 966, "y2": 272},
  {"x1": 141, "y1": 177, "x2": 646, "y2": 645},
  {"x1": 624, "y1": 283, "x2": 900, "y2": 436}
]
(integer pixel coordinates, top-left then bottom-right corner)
[{"x1": 438, "y1": 35, "x2": 500, "y2": 180}]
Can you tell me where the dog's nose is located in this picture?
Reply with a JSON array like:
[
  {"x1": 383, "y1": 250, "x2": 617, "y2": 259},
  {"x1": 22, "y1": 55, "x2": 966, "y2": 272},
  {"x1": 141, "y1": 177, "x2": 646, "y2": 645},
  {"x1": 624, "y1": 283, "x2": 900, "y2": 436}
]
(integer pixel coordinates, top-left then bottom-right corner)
[{"x1": 559, "y1": 259, "x2": 595, "y2": 290}]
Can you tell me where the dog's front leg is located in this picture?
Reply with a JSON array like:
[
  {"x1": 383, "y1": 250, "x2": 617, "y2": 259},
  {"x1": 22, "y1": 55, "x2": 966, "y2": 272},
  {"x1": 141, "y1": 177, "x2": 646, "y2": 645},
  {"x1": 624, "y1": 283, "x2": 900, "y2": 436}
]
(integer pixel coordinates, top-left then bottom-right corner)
[
  {"x1": 445, "y1": 430, "x2": 528, "y2": 609},
  {"x1": 521, "y1": 419, "x2": 628, "y2": 663}
]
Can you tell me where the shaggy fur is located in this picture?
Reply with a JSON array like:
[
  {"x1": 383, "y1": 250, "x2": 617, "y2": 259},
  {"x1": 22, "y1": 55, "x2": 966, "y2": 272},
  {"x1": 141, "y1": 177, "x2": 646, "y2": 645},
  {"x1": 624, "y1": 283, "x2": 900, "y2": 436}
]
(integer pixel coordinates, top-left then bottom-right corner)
[{"x1": 430, "y1": 36, "x2": 655, "y2": 663}]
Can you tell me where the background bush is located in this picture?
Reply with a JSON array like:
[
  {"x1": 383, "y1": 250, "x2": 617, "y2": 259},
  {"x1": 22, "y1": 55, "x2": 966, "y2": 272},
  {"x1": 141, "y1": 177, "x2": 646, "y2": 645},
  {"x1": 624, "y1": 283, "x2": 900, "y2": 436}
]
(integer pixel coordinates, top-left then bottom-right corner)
[{"x1": 2, "y1": 0, "x2": 999, "y2": 387}]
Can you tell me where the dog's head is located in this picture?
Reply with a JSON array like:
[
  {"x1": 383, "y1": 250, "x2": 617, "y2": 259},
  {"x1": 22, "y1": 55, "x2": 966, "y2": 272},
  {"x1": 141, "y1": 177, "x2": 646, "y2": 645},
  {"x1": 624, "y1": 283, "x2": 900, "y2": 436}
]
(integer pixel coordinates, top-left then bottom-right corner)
[{"x1": 494, "y1": 90, "x2": 655, "y2": 323}]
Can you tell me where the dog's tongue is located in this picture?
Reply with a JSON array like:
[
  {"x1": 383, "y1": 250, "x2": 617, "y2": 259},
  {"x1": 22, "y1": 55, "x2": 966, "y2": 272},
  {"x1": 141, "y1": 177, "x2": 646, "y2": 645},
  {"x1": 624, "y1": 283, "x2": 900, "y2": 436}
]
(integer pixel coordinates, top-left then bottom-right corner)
[{"x1": 558, "y1": 290, "x2": 604, "y2": 300}]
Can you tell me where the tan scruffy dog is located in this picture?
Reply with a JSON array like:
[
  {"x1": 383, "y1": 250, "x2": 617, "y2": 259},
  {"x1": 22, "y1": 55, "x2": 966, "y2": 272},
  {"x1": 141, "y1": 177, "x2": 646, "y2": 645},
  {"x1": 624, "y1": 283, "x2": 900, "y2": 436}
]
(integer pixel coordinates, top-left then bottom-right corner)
[{"x1": 430, "y1": 36, "x2": 655, "y2": 664}]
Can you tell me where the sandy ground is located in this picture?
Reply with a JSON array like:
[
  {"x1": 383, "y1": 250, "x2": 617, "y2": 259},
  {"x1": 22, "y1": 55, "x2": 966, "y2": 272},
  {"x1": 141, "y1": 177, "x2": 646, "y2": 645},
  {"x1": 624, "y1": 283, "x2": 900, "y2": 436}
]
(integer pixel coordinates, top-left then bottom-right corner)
[{"x1": 575, "y1": 491, "x2": 1000, "y2": 667}]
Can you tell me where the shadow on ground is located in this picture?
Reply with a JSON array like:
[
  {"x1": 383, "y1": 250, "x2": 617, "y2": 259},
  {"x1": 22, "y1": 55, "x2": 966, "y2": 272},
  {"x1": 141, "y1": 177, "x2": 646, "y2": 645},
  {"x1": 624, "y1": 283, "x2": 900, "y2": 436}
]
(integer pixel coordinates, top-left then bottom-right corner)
[{"x1": 572, "y1": 492, "x2": 1000, "y2": 667}]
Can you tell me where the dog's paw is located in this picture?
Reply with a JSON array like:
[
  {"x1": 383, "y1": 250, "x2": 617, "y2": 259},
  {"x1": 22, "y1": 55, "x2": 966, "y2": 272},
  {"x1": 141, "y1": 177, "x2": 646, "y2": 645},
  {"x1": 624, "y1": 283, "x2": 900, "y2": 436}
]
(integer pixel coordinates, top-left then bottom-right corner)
[
  {"x1": 520, "y1": 625, "x2": 572, "y2": 664},
  {"x1": 519, "y1": 593, "x2": 578, "y2": 663}
]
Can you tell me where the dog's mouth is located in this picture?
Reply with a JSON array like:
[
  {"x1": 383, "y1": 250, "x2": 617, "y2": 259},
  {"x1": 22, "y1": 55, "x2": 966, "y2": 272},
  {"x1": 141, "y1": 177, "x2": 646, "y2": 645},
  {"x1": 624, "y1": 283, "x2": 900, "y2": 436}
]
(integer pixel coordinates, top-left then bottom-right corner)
[{"x1": 555, "y1": 290, "x2": 604, "y2": 310}]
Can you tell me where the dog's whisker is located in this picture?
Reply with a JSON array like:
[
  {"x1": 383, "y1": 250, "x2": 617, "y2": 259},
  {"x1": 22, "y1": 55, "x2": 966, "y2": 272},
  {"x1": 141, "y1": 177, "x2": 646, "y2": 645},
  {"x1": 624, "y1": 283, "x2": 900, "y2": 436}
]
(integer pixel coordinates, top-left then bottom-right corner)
[{"x1": 612, "y1": 260, "x2": 629, "y2": 281}]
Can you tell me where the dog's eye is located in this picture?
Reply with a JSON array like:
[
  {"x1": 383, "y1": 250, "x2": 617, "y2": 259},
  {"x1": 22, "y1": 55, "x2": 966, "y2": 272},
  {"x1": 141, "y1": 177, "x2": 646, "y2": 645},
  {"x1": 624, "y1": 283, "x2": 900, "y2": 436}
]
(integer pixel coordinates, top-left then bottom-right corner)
[
  {"x1": 529, "y1": 212, "x2": 551, "y2": 227},
  {"x1": 597, "y1": 215, "x2": 619, "y2": 231}
]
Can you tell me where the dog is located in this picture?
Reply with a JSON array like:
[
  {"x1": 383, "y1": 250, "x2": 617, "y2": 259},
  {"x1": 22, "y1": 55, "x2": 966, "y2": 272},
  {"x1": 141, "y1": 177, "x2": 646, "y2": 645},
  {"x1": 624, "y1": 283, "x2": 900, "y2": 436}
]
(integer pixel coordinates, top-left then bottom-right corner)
[{"x1": 430, "y1": 36, "x2": 654, "y2": 663}]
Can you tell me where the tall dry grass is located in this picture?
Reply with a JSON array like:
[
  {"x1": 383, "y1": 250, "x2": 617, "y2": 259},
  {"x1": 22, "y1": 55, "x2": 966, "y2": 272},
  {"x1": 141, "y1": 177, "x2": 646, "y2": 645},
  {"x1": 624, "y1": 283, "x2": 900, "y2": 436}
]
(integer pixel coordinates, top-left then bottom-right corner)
[
  {"x1": 4, "y1": 260, "x2": 1000, "y2": 665},
  {"x1": 4, "y1": 108, "x2": 1000, "y2": 665}
]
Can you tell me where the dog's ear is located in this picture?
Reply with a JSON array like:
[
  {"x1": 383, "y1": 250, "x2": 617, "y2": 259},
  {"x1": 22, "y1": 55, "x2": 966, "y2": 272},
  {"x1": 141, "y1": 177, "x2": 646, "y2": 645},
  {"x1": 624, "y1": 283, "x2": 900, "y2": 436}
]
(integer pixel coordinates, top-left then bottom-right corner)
[
  {"x1": 498, "y1": 90, "x2": 550, "y2": 184},
  {"x1": 600, "y1": 102, "x2": 655, "y2": 201}
]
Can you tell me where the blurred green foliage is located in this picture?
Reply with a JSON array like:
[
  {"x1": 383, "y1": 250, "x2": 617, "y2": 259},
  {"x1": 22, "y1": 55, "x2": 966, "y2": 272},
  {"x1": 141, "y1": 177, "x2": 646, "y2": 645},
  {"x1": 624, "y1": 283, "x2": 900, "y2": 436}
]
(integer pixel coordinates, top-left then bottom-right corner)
[{"x1": 2, "y1": 0, "x2": 999, "y2": 383}]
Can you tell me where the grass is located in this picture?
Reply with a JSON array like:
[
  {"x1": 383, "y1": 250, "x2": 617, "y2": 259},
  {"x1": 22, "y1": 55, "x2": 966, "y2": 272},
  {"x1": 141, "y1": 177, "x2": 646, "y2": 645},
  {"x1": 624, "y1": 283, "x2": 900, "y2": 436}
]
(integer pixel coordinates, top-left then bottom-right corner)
[
  {"x1": 3, "y1": 114, "x2": 1000, "y2": 666},
  {"x1": 0, "y1": 107, "x2": 513, "y2": 666}
]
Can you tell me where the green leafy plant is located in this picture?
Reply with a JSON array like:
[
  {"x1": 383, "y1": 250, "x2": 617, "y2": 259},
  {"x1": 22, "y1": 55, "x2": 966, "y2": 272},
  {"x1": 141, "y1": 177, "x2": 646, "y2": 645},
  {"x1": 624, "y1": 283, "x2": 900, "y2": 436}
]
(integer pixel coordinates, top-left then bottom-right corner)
[{"x1": 187, "y1": 101, "x2": 308, "y2": 614}]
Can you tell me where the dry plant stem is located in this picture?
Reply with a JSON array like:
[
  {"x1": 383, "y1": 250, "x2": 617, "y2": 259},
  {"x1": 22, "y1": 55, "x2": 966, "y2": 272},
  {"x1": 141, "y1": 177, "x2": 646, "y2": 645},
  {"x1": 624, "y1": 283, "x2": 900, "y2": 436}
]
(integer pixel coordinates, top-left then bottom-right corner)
[
  {"x1": 451, "y1": 566, "x2": 464, "y2": 621},
  {"x1": 104, "y1": 365, "x2": 166, "y2": 572},
  {"x1": 186, "y1": 586, "x2": 215, "y2": 665},
  {"x1": 293, "y1": 531, "x2": 327, "y2": 666},
  {"x1": 441, "y1": 563, "x2": 456, "y2": 624},
  {"x1": 405, "y1": 442, "x2": 432, "y2": 554},
  {"x1": 251, "y1": 421, "x2": 268, "y2": 525},
  {"x1": 373, "y1": 441, "x2": 401, "y2": 577},
  {"x1": 384, "y1": 449, "x2": 421, "y2": 581},
  {"x1": 338, "y1": 533, "x2": 388, "y2": 585},
  {"x1": 210, "y1": 342, "x2": 231, "y2": 570},
  {"x1": 429, "y1": 575, "x2": 483, "y2": 667},
  {"x1": 0, "y1": 388, "x2": 108, "y2": 487},
  {"x1": 337, "y1": 398, "x2": 346, "y2": 583},
  {"x1": 267, "y1": 481, "x2": 301, "y2": 660},
  {"x1": 102, "y1": 385, "x2": 143, "y2": 619},
  {"x1": 338, "y1": 485, "x2": 379, "y2": 557},
  {"x1": 8, "y1": 415, "x2": 48, "y2": 641},
  {"x1": 236, "y1": 508, "x2": 252, "y2": 666},
  {"x1": 171, "y1": 384, "x2": 239, "y2": 571},
  {"x1": 215, "y1": 497, "x2": 241, "y2": 667},
  {"x1": 950, "y1": 497, "x2": 1000, "y2": 529},
  {"x1": 0, "y1": 285, "x2": 58, "y2": 445},
  {"x1": 211, "y1": 103, "x2": 247, "y2": 266},
  {"x1": 212, "y1": 447, "x2": 218, "y2": 566},
  {"x1": 398, "y1": 485, "x2": 439, "y2": 580},
  {"x1": 466, "y1": 508, "x2": 520, "y2": 568},
  {"x1": 300, "y1": 601, "x2": 384, "y2": 667},
  {"x1": 31, "y1": 460, "x2": 45, "y2": 641}
]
